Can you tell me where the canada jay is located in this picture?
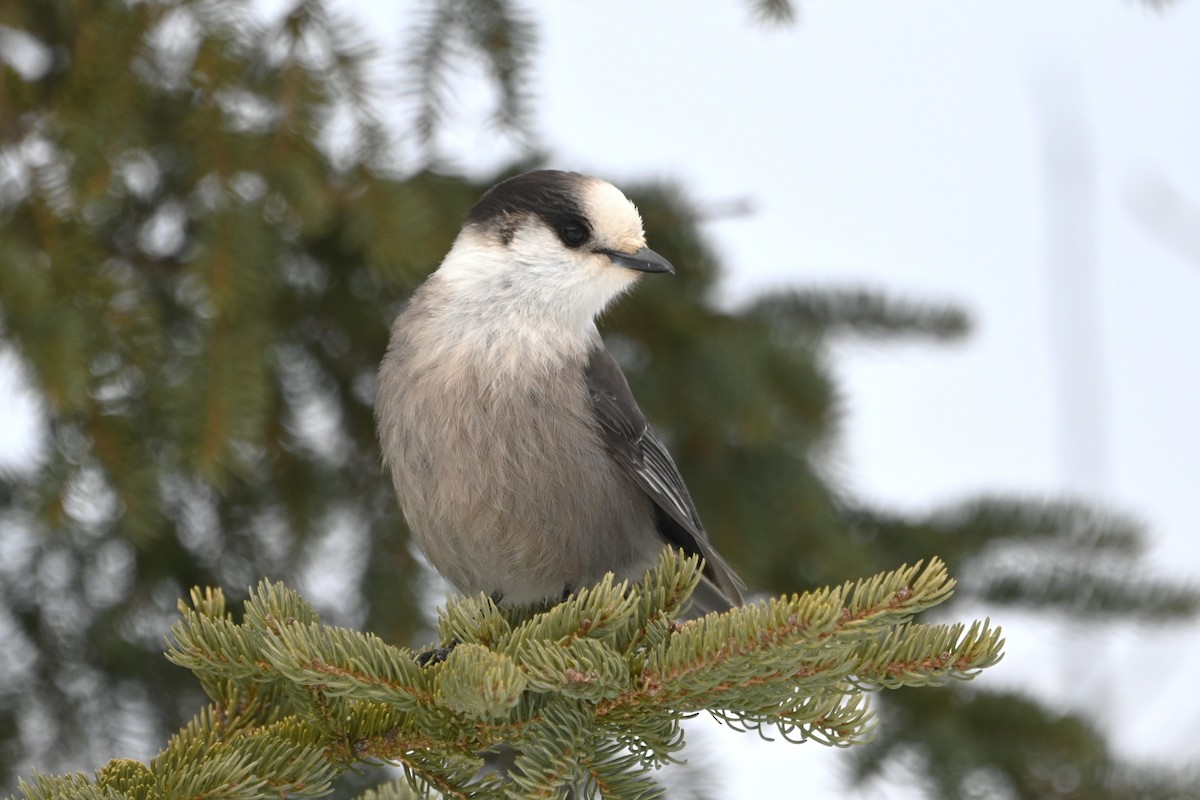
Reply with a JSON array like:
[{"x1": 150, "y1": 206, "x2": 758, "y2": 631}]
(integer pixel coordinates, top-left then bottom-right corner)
[{"x1": 376, "y1": 170, "x2": 743, "y2": 613}]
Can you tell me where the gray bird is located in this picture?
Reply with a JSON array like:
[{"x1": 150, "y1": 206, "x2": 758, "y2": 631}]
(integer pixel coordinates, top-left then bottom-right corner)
[{"x1": 376, "y1": 170, "x2": 743, "y2": 613}]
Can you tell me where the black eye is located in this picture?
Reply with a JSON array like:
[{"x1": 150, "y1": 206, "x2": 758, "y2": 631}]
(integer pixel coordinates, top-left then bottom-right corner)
[{"x1": 557, "y1": 222, "x2": 589, "y2": 247}]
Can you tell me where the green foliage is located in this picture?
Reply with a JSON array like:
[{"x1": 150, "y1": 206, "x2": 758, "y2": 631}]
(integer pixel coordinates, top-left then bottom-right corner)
[
  {"x1": 18, "y1": 705, "x2": 339, "y2": 800},
  {"x1": 356, "y1": 781, "x2": 427, "y2": 800},
  {"x1": 842, "y1": 499, "x2": 1200, "y2": 620},
  {"x1": 747, "y1": 287, "x2": 971, "y2": 344},
  {"x1": 14, "y1": 553, "x2": 1001, "y2": 800},
  {"x1": 402, "y1": 0, "x2": 537, "y2": 162},
  {"x1": 0, "y1": 0, "x2": 1196, "y2": 798},
  {"x1": 857, "y1": 689, "x2": 1200, "y2": 800}
]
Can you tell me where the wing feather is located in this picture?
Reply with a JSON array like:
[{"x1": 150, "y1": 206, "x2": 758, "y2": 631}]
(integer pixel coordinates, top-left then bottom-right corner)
[{"x1": 585, "y1": 346, "x2": 743, "y2": 608}]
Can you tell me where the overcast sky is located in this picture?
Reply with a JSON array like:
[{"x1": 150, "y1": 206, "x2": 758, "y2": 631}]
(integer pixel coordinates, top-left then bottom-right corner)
[
  {"x1": 5, "y1": 0, "x2": 1198, "y2": 795},
  {"x1": 303, "y1": 1, "x2": 1200, "y2": 794},
  {"x1": 363, "y1": 2, "x2": 1200, "y2": 794}
]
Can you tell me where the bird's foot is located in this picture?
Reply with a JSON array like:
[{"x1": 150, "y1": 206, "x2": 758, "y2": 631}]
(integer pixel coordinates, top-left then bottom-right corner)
[{"x1": 415, "y1": 639, "x2": 459, "y2": 666}]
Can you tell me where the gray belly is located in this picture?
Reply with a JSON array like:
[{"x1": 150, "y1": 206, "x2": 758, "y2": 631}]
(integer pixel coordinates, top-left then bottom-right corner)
[{"x1": 380, "y1": 350, "x2": 662, "y2": 604}]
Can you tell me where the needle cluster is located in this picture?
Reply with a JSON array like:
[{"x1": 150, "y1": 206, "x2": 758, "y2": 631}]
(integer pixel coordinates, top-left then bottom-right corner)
[{"x1": 15, "y1": 553, "x2": 1001, "y2": 800}]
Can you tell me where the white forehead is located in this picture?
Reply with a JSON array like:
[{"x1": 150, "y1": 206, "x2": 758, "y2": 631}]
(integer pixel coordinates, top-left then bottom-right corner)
[{"x1": 581, "y1": 178, "x2": 646, "y2": 250}]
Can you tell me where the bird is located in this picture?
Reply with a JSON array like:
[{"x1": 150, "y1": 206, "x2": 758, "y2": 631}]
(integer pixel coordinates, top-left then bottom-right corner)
[{"x1": 375, "y1": 169, "x2": 743, "y2": 614}]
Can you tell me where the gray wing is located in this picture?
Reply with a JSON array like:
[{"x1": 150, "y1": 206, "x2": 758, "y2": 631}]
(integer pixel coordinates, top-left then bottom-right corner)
[{"x1": 585, "y1": 346, "x2": 744, "y2": 609}]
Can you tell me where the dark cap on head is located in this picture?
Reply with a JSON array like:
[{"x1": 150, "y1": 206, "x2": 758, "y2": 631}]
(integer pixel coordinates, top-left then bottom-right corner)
[{"x1": 464, "y1": 170, "x2": 592, "y2": 243}]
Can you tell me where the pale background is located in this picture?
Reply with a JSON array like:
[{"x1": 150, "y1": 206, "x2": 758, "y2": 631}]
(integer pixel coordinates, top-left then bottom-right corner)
[{"x1": 5, "y1": 0, "x2": 1199, "y2": 796}]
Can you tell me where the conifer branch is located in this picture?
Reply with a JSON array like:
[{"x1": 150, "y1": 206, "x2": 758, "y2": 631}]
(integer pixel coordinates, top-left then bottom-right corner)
[
  {"x1": 400, "y1": 0, "x2": 537, "y2": 164},
  {"x1": 748, "y1": 0, "x2": 797, "y2": 26},
  {"x1": 14, "y1": 552, "x2": 1001, "y2": 800},
  {"x1": 748, "y1": 286, "x2": 971, "y2": 343}
]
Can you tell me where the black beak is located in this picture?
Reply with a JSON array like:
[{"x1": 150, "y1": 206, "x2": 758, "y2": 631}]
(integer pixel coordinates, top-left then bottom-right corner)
[{"x1": 606, "y1": 247, "x2": 675, "y2": 275}]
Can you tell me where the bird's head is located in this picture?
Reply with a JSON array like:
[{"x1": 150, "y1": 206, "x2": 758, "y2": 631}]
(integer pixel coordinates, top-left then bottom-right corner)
[{"x1": 436, "y1": 170, "x2": 674, "y2": 331}]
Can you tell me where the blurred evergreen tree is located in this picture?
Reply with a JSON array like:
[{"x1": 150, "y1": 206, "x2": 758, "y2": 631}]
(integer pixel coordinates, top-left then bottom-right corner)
[{"x1": 0, "y1": 0, "x2": 1194, "y2": 797}]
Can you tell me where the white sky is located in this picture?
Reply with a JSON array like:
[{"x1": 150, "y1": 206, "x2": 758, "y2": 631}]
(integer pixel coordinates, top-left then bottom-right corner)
[
  {"x1": 371, "y1": 1, "x2": 1200, "y2": 794},
  {"x1": 4, "y1": 0, "x2": 1198, "y2": 795},
  {"x1": 317, "y1": 0, "x2": 1200, "y2": 793}
]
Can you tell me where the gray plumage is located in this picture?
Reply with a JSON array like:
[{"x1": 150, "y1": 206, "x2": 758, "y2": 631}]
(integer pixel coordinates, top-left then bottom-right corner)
[{"x1": 375, "y1": 170, "x2": 743, "y2": 612}]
